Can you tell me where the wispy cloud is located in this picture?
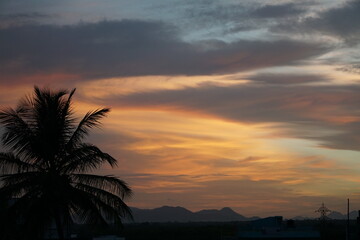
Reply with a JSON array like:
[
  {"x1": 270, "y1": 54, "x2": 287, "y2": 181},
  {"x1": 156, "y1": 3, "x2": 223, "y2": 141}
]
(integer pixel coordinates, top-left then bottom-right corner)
[
  {"x1": 82, "y1": 81, "x2": 360, "y2": 151},
  {"x1": 273, "y1": 0, "x2": 360, "y2": 44}
]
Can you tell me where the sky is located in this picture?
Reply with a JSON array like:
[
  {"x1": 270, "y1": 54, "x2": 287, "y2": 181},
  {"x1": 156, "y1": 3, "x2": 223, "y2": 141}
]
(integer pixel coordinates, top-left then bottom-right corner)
[{"x1": 1, "y1": 0, "x2": 360, "y2": 218}]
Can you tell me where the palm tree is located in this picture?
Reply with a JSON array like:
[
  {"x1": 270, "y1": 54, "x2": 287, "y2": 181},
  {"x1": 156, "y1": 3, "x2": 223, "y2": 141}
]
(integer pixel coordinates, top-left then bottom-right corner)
[{"x1": 0, "y1": 86, "x2": 132, "y2": 240}]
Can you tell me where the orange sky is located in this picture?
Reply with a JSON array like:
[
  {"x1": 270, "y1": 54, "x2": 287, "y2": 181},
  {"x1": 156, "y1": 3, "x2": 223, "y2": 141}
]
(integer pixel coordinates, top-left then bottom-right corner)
[
  {"x1": 73, "y1": 72, "x2": 360, "y2": 217},
  {"x1": 1, "y1": 0, "x2": 360, "y2": 218}
]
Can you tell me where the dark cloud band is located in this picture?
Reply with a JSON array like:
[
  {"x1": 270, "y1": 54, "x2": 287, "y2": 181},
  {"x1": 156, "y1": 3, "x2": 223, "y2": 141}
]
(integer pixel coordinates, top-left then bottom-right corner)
[{"x1": 0, "y1": 20, "x2": 327, "y2": 84}]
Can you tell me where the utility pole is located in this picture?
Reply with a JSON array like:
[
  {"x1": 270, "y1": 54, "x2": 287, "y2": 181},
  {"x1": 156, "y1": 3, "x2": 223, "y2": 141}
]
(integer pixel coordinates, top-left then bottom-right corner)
[
  {"x1": 346, "y1": 198, "x2": 349, "y2": 240},
  {"x1": 357, "y1": 210, "x2": 360, "y2": 240}
]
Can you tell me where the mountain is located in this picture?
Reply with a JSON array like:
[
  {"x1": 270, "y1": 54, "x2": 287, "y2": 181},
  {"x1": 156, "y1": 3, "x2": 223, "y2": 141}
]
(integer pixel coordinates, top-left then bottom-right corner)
[
  {"x1": 129, "y1": 206, "x2": 259, "y2": 223},
  {"x1": 129, "y1": 206, "x2": 360, "y2": 223},
  {"x1": 328, "y1": 210, "x2": 358, "y2": 220},
  {"x1": 130, "y1": 206, "x2": 193, "y2": 222},
  {"x1": 291, "y1": 210, "x2": 359, "y2": 220},
  {"x1": 194, "y1": 207, "x2": 251, "y2": 221}
]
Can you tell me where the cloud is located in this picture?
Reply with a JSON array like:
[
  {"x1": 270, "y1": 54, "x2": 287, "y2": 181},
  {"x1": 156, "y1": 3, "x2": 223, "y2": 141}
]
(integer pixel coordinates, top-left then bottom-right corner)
[
  {"x1": 0, "y1": 12, "x2": 51, "y2": 28},
  {"x1": 121, "y1": 175, "x2": 357, "y2": 217},
  {"x1": 273, "y1": 0, "x2": 360, "y2": 43},
  {"x1": 308, "y1": 0, "x2": 360, "y2": 42},
  {"x1": 248, "y1": 73, "x2": 329, "y2": 84},
  {"x1": 337, "y1": 64, "x2": 360, "y2": 75},
  {"x1": 315, "y1": 122, "x2": 360, "y2": 150},
  {"x1": 194, "y1": 156, "x2": 266, "y2": 169},
  {"x1": 86, "y1": 120, "x2": 359, "y2": 217},
  {"x1": 0, "y1": 20, "x2": 328, "y2": 85},
  {"x1": 183, "y1": 1, "x2": 308, "y2": 27},
  {"x1": 86, "y1": 82, "x2": 360, "y2": 151},
  {"x1": 180, "y1": 1, "x2": 312, "y2": 36},
  {"x1": 251, "y1": 3, "x2": 306, "y2": 19},
  {"x1": 182, "y1": 1, "x2": 253, "y2": 29}
]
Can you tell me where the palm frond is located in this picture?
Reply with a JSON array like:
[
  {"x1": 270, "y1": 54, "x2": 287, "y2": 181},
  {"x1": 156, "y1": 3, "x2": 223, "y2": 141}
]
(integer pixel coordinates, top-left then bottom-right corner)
[
  {"x1": 67, "y1": 108, "x2": 110, "y2": 149},
  {"x1": 73, "y1": 189, "x2": 128, "y2": 224},
  {"x1": 0, "y1": 108, "x2": 34, "y2": 157},
  {"x1": 75, "y1": 182, "x2": 133, "y2": 220},
  {"x1": 61, "y1": 88, "x2": 77, "y2": 139},
  {"x1": 87, "y1": 195, "x2": 125, "y2": 224},
  {"x1": 62, "y1": 144, "x2": 117, "y2": 173},
  {"x1": 0, "y1": 152, "x2": 39, "y2": 174},
  {"x1": 16, "y1": 94, "x2": 35, "y2": 124},
  {"x1": 0, "y1": 172, "x2": 41, "y2": 192},
  {"x1": 71, "y1": 174, "x2": 132, "y2": 199},
  {"x1": 68, "y1": 187, "x2": 108, "y2": 225}
]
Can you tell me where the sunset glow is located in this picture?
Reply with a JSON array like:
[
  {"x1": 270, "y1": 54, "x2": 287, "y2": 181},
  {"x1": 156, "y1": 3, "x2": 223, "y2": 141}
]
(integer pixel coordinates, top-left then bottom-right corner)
[{"x1": 1, "y1": 0, "x2": 360, "y2": 218}]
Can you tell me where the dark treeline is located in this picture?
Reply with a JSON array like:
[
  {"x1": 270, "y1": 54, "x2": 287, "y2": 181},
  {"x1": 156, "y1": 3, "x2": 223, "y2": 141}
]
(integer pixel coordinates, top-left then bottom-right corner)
[{"x1": 40, "y1": 220, "x2": 358, "y2": 240}]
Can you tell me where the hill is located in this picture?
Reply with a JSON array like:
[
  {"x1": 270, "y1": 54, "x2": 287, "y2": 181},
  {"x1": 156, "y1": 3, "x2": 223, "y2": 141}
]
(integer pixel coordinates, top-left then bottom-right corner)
[
  {"x1": 327, "y1": 210, "x2": 358, "y2": 220},
  {"x1": 129, "y1": 206, "x2": 259, "y2": 223}
]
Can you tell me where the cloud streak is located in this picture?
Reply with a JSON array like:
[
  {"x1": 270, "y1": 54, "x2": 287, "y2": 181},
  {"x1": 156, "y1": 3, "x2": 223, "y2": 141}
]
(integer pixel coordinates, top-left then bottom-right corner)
[
  {"x1": 251, "y1": 3, "x2": 306, "y2": 19},
  {"x1": 86, "y1": 81, "x2": 360, "y2": 151},
  {"x1": 0, "y1": 20, "x2": 328, "y2": 85}
]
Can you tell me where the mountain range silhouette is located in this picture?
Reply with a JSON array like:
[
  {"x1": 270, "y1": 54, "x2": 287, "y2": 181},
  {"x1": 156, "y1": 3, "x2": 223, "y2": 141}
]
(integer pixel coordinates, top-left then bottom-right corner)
[
  {"x1": 129, "y1": 206, "x2": 359, "y2": 223},
  {"x1": 129, "y1": 206, "x2": 258, "y2": 222}
]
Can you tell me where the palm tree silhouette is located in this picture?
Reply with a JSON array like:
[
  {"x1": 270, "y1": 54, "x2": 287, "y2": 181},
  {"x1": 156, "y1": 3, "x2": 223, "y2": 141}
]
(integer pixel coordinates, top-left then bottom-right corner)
[{"x1": 0, "y1": 87, "x2": 132, "y2": 240}]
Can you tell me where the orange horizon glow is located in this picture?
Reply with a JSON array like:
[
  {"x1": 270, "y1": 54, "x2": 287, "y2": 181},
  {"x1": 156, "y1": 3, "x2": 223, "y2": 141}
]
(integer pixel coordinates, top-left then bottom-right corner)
[{"x1": 1, "y1": 1, "x2": 360, "y2": 218}]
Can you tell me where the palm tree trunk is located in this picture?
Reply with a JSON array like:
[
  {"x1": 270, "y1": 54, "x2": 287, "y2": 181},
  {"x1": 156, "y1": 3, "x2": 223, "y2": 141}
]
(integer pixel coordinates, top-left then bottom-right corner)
[{"x1": 54, "y1": 213, "x2": 65, "y2": 240}]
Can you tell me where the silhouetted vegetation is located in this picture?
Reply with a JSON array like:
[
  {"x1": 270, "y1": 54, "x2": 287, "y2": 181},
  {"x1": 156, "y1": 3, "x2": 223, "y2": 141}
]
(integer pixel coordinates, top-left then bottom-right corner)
[
  {"x1": 0, "y1": 87, "x2": 132, "y2": 240},
  {"x1": 67, "y1": 220, "x2": 360, "y2": 240}
]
